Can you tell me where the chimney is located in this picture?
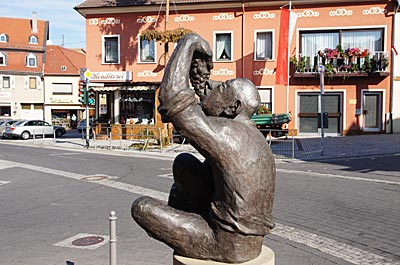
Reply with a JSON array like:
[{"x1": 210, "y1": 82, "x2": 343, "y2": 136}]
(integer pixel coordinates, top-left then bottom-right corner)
[{"x1": 32, "y1": 11, "x2": 38, "y2": 33}]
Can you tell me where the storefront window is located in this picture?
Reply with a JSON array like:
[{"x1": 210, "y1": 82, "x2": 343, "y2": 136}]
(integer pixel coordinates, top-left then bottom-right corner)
[
  {"x1": 0, "y1": 105, "x2": 11, "y2": 116},
  {"x1": 119, "y1": 91, "x2": 155, "y2": 124}
]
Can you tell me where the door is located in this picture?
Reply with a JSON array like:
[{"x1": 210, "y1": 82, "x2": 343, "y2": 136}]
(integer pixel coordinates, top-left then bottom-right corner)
[
  {"x1": 363, "y1": 92, "x2": 382, "y2": 132},
  {"x1": 298, "y1": 93, "x2": 342, "y2": 136}
]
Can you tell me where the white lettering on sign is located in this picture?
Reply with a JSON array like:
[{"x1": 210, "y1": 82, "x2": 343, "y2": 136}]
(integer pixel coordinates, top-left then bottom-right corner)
[{"x1": 87, "y1": 72, "x2": 132, "y2": 81}]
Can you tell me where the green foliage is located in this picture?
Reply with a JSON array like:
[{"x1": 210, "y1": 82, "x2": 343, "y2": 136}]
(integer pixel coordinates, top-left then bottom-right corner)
[
  {"x1": 362, "y1": 55, "x2": 372, "y2": 73},
  {"x1": 140, "y1": 27, "x2": 194, "y2": 43},
  {"x1": 257, "y1": 105, "x2": 272, "y2": 115},
  {"x1": 290, "y1": 56, "x2": 306, "y2": 72}
]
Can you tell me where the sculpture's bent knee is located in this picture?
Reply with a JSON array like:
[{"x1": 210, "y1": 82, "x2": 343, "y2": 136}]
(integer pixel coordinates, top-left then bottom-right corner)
[{"x1": 131, "y1": 196, "x2": 154, "y2": 225}]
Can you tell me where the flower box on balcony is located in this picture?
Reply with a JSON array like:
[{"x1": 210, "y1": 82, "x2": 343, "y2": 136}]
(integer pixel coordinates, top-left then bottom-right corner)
[{"x1": 290, "y1": 46, "x2": 389, "y2": 79}]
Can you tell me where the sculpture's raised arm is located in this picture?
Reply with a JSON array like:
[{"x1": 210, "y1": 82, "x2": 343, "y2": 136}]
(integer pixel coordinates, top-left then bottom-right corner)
[{"x1": 158, "y1": 34, "x2": 212, "y2": 123}]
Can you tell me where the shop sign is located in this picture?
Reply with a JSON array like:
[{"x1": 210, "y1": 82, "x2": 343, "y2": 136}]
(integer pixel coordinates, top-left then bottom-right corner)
[
  {"x1": 0, "y1": 92, "x2": 11, "y2": 98},
  {"x1": 87, "y1": 71, "x2": 132, "y2": 82},
  {"x1": 50, "y1": 98, "x2": 74, "y2": 103}
]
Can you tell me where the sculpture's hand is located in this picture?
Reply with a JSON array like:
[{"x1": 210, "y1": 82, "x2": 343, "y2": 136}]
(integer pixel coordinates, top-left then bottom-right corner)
[
  {"x1": 158, "y1": 34, "x2": 213, "y2": 122},
  {"x1": 160, "y1": 34, "x2": 212, "y2": 99}
]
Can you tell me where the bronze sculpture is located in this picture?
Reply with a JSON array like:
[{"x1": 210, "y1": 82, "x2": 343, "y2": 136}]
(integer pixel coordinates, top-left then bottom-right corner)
[{"x1": 132, "y1": 33, "x2": 276, "y2": 263}]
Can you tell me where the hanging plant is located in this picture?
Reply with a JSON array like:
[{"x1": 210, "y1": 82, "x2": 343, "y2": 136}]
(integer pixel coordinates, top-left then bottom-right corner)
[{"x1": 140, "y1": 27, "x2": 194, "y2": 43}]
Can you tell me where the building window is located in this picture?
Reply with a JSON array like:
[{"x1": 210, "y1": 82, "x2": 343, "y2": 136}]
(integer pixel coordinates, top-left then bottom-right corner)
[
  {"x1": 0, "y1": 33, "x2": 8, "y2": 43},
  {"x1": 21, "y1": 104, "x2": 31, "y2": 110},
  {"x1": 33, "y1": 104, "x2": 42, "y2": 110},
  {"x1": 29, "y1": 77, "x2": 37, "y2": 89},
  {"x1": 29, "y1": 35, "x2": 38, "y2": 44},
  {"x1": 61, "y1": 65, "x2": 67, "y2": 71},
  {"x1": 257, "y1": 88, "x2": 273, "y2": 112},
  {"x1": 255, "y1": 31, "x2": 273, "y2": 60},
  {"x1": 0, "y1": 52, "x2": 6, "y2": 66},
  {"x1": 139, "y1": 38, "x2": 155, "y2": 63},
  {"x1": 26, "y1": 53, "x2": 37, "y2": 67},
  {"x1": 0, "y1": 105, "x2": 11, "y2": 116},
  {"x1": 214, "y1": 32, "x2": 233, "y2": 61},
  {"x1": 102, "y1": 35, "x2": 120, "y2": 64},
  {"x1": 52, "y1": 83, "x2": 73, "y2": 95},
  {"x1": 119, "y1": 91, "x2": 155, "y2": 124},
  {"x1": 300, "y1": 28, "x2": 384, "y2": 58},
  {"x1": 2, "y1": 76, "x2": 10, "y2": 89}
]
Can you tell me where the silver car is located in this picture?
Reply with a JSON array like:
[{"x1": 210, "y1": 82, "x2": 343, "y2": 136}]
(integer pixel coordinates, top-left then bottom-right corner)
[
  {"x1": 3, "y1": 120, "x2": 66, "y2": 140},
  {"x1": 0, "y1": 119, "x2": 19, "y2": 137}
]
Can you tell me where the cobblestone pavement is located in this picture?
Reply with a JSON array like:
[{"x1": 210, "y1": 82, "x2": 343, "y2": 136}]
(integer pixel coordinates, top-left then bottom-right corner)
[
  {"x1": 1, "y1": 132, "x2": 400, "y2": 265},
  {"x1": 268, "y1": 134, "x2": 400, "y2": 161}
]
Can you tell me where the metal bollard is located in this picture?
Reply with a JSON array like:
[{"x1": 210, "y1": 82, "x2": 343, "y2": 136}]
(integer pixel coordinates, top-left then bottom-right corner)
[
  {"x1": 291, "y1": 132, "x2": 295, "y2": 159},
  {"x1": 109, "y1": 131, "x2": 112, "y2": 150},
  {"x1": 109, "y1": 211, "x2": 117, "y2": 265}
]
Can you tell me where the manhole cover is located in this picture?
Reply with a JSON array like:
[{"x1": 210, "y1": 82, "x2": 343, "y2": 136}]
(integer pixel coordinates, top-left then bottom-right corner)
[
  {"x1": 81, "y1": 175, "x2": 108, "y2": 181},
  {"x1": 72, "y1": 236, "x2": 105, "y2": 246}
]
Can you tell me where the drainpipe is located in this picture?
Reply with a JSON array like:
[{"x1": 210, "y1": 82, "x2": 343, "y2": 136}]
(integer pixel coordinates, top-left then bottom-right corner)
[
  {"x1": 242, "y1": 1, "x2": 245, "y2": 78},
  {"x1": 390, "y1": 2, "x2": 398, "y2": 134}
]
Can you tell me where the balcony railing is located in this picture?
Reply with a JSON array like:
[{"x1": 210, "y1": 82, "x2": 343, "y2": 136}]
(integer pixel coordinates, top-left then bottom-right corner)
[{"x1": 291, "y1": 50, "x2": 389, "y2": 78}]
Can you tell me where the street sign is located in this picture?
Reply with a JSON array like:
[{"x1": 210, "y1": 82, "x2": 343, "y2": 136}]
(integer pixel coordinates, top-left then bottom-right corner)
[{"x1": 84, "y1": 70, "x2": 91, "y2": 79}]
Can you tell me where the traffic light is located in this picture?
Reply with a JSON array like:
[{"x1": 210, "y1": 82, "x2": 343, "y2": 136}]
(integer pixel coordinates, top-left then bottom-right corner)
[
  {"x1": 78, "y1": 81, "x2": 87, "y2": 105},
  {"x1": 87, "y1": 87, "x2": 95, "y2": 105}
]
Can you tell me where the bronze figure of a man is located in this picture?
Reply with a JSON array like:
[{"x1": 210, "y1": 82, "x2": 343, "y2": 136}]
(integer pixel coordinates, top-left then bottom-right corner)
[{"x1": 132, "y1": 33, "x2": 276, "y2": 263}]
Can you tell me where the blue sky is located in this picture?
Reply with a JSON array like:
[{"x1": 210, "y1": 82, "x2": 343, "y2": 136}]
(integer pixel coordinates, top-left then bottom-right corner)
[{"x1": 0, "y1": 0, "x2": 86, "y2": 48}]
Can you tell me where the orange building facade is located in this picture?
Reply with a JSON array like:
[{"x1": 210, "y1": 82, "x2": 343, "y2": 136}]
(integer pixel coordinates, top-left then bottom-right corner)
[{"x1": 75, "y1": 0, "x2": 395, "y2": 136}]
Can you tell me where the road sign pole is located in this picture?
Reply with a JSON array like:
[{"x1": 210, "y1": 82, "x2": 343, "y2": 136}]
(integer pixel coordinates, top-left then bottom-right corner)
[
  {"x1": 318, "y1": 65, "x2": 325, "y2": 156},
  {"x1": 85, "y1": 78, "x2": 90, "y2": 148}
]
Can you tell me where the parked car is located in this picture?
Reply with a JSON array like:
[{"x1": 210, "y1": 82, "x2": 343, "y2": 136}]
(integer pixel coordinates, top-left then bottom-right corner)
[
  {"x1": 77, "y1": 118, "x2": 95, "y2": 133},
  {"x1": 3, "y1": 120, "x2": 66, "y2": 139},
  {"x1": 0, "y1": 120, "x2": 19, "y2": 138}
]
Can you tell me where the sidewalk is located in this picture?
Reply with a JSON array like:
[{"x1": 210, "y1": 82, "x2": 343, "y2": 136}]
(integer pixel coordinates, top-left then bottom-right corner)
[
  {"x1": 4, "y1": 132, "x2": 400, "y2": 161},
  {"x1": 270, "y1": 133, "x2": 400, "y2": 161}
]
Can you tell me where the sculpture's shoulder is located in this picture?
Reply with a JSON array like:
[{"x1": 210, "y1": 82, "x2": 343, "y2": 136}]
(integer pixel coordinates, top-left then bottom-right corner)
[{"x1": 204, "y1": 117, "x2": 268, "y2": 151}]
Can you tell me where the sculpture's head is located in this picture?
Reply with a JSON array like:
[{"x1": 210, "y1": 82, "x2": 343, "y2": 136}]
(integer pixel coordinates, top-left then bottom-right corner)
[{"x1": 200, "y1": 78, "x2": 260, "y2": 119}]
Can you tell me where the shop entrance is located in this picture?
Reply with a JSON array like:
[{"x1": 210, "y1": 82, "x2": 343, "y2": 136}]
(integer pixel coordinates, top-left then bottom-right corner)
[
  {"x1": 298, "y1": 93, "x2": 342, "y2": 136},
  {"x1": 362, "y1": 92, "x2": 382, "y2": 132},
  {"x1": 97, "y1": 92, "x2": 114, "y2": 123}
]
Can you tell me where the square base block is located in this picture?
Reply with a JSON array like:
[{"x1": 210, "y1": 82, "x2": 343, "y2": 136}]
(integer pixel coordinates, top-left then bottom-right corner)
[{"x1": 173, "y1": 245, "x2": 274, "y2": 265}]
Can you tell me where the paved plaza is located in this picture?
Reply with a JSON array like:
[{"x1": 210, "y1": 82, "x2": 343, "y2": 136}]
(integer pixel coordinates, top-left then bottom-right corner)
[{"x1": 1, "y1": 132, "x2": 400, "y2": 265}]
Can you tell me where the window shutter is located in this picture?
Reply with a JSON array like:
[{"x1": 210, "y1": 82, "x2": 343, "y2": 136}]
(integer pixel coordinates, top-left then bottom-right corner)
[
  {"x1": 24, "y1": 76, "x2": 29, "y2": 89},
  {"x1": 11, "y1": 76, "x2": 15, "y2": 89},
  {"x1": 37, "y1": 78, "x2": 41, "y2": 90},
  {"x1": 0, "y1": 75, "x2": 2, "y2": 88}
]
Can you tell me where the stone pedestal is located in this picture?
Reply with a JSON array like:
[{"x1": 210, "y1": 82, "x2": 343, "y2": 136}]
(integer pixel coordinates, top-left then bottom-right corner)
[{"x1": 173, "y1": 246, "x2": 274, "y2": 265}]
